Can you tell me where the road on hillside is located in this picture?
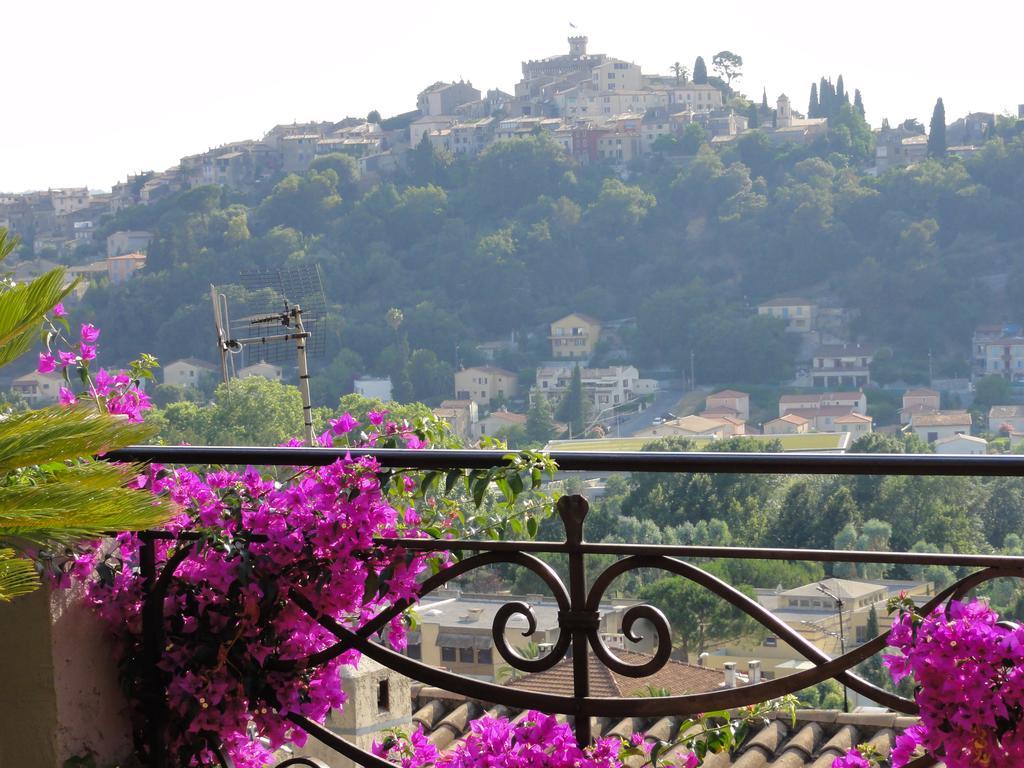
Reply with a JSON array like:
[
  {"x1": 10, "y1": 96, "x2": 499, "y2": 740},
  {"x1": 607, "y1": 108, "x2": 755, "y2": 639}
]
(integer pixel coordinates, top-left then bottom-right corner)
[{"x1": 614, "y1": 388, "x2": 686, "y2": 437}]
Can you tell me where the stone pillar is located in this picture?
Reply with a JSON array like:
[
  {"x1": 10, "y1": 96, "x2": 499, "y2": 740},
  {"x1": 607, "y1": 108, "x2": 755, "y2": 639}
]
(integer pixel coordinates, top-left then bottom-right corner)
[{"x1": 0, "y1": 583, "x2": 133, "y2": 767}]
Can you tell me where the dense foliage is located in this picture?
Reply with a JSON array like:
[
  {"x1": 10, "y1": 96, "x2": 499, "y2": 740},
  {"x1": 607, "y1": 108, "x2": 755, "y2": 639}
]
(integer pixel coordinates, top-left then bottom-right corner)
[
  {"x1": 50, "y1": 121, "x2": 1024, "y2": 406},
  {"x1": 0, "y1": 230, "x2": 171, "y2": 601},
  {"x1": 75, "y1": 409, "x2": 558, "y2": 767}
]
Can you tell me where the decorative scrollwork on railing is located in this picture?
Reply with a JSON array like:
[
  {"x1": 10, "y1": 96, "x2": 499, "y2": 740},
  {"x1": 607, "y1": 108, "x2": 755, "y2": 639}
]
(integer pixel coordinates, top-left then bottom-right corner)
[
  {"x1": 492, "y1": 601, "x2": 570, "y2": 673},
  {"x1": 588, "y1": 604, "x2": 672, "y2": 678},
  {"x1": 133, "y1": 475, "x2": 1024, "y2": 767}
]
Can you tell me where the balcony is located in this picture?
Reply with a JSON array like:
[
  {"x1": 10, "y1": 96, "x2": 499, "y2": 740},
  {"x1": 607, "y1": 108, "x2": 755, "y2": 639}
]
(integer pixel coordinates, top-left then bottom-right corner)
[{"x1": 68, "y1": 445, "x2": 1022, "y2": 767}]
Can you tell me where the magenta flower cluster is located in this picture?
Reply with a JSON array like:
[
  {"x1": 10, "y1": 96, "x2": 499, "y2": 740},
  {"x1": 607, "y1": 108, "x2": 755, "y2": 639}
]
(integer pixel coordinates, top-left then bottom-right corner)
[
  {"x1": 375, "y1": 712, "x2": 698, "y2": 768},
  {"x1": 80, "y1": 414, "x2": 439, "y2": 768},
  {"x1": 878, "y1": 598, "x2": 1024, "y2": 766},
  {"x1": 38, "y1": 318, "x2": 151, "y2": 420}
]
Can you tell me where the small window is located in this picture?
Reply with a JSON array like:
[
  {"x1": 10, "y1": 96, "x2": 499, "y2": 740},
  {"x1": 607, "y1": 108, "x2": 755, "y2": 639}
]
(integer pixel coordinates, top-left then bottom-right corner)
[
  {"x1": 477, "y1": 648, "x2": 492, "y2": 665},
  {"x1": 459, "y1": 647, "x2": 474, "y2": 663},
  {"x1": 441, "y1": 646, "x2": 456, "y2": 662},
  {"x1": 407, "y1": 643, "x2": 422, "y2": 660}
]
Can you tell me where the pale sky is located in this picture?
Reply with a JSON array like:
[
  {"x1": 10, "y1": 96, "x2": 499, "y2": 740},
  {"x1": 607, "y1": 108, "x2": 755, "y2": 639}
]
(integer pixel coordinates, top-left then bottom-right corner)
[{"x1": 4, "y1": 0, "x2": 1022, "y2": 192}]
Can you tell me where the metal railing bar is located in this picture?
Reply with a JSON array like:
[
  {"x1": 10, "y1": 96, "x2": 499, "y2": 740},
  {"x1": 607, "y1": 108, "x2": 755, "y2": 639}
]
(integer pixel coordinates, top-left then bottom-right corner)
[
  {"x1": 374, "y1": 537, "x2": 1024, "y2": 567},
  {"x1": 105, "y1": 445, "x2": 1024, "y2": 476}
]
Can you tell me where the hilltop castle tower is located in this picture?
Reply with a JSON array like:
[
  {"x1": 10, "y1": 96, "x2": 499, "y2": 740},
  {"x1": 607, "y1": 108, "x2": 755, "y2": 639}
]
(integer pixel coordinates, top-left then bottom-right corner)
[{"x1": 568, "y1": 35, "x2": 588, "y2": 58}]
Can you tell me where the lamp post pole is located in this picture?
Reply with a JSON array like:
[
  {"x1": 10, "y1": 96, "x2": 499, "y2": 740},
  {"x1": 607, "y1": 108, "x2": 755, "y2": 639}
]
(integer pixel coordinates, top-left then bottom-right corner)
[{"x1": 817, "y1": 583, "x2": 849, "y2": 712}]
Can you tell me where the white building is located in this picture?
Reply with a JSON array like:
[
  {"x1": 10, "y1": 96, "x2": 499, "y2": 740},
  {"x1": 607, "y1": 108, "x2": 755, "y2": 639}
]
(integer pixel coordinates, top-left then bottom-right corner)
[
  {"x1": 933, "y1": 434, "x2": 987, "y2": 455},
  {"x1": 237, "y1": 361, "x2": 283, "y2": 382},
  {"x1": 911, "y1": 410, "x2": 972, "y2": 443},
  {"x1": 164, "y1": 358, "x2": 218, "y2": 388},
  {"x1": 354, "y1": 377, "x2": 393, "y2": 402},
  {"x1": 11, "y1": 371, "x2": 62, "y2": 405},
  {"x1": 106, "y1": 230, "x2": 153, "y2": 258}
]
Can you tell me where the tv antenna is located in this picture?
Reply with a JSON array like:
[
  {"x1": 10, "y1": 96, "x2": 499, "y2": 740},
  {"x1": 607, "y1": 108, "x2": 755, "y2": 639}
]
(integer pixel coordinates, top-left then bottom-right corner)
[{"x1": 210, "y1": 264, "x2": 328, "y2": 446}]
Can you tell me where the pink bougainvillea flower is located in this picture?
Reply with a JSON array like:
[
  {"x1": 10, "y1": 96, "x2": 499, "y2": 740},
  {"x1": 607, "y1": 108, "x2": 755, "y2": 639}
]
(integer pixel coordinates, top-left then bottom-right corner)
[
  {"x1": 37, "y1": 352, "x2": 56, "y2": 373},
  {"x1": 52, "y1": 302, "x2": 67, "y2": 317},
  {"x1": 80, "y1": 323, "x2": 100, "y2": 343},
  {"x1": 58, "y1": 387, "x2": 77, "y2": 406},
  {"x1": 80, "y1": 343, "x2": 97, "y2": 360},
  {"x1": 831, "y1": 750, "x2": 871, "y2": 768},
  {"x1": 58, "y1": 350, "x2": 77, "y2": 368},
  {"x1": 331, "y1": 413, "x2": 359, "y2": 434},
  {"x1": 368, "y1": 410, "x2": 386, "y2": 426}
]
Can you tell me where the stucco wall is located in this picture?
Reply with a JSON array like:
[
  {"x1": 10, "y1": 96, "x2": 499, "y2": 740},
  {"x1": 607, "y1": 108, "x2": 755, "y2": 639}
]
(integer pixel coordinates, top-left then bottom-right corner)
[{"x1": 0, "y1": 583, "x2": 132, "y2": 767}]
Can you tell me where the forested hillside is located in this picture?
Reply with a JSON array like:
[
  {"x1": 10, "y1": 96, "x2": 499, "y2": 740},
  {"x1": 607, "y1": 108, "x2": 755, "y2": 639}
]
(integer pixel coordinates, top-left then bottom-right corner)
[{"x1": 65, "y1": 123, "x2": 1024, "y2": 404}]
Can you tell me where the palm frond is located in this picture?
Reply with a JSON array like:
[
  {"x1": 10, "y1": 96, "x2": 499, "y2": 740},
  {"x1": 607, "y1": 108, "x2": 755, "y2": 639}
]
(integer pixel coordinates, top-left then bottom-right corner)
[
  {"x1": 0, "y1": 405, "x2": 154, "y2": 473},
  {"x1": 0, "y1": 548, "x2": 40, "y2": 602},
  {"x1": 0, "y1": 266, "x2": 74, "y2": 370},
  {"x1": 0, "y1": 462, "x2": 173, "y2": 548}
]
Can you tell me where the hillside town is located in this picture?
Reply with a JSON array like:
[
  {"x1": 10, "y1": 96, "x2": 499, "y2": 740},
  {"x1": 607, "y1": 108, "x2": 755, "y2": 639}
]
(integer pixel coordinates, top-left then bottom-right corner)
[{"x1": 4, "y1": 36, "x2": 1019, "y2": 258}]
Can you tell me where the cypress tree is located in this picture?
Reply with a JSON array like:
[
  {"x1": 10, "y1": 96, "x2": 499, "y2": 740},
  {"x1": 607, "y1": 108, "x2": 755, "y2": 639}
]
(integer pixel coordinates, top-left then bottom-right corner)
[
  {"x1": 853, "y1": 89, "x2": 865, "y2": 118},
  {"x1": 558, "y1": 364, "x2": 590, "y2": 437},
  {"x1": 761, "y1": 88, "x2": 769, "y2": 110},
  {"x1": 808, "y1": 83, "x2": 819, "y2": 118},
  {"x1": 928, "y1": 97, "x2": 947, "y2": 157},
  {"x1": 819, "y1": 77, "x2": 831, "y2": 117},
  {"x1": 747, "y1": 102, "x2": 759, "y2": 129},
  {"x1": 693, "y1": 56, "x2": 708, "y2": 85},
  {"x1": 836, "y1": 74, "x2": 846, "y2": 105}
]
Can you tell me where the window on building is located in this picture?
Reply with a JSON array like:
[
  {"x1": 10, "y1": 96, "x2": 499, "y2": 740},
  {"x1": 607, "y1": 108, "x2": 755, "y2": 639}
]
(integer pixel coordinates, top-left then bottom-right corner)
[
  {"x1": 377, "y1": 679, "x2": 390, "y2": 712},
  {"x1": 477, "y1": 647, "x2": 492, "y2": 665},
  {"x1": 928, "y1": 432, "x2": 938, "y2": 442},
  {"x1": 459, "y1": 647, "x2": 474, "y2": 663},
  {"x1": 441, "y1": 646, "x2": 456, "y2": 663},
  {"x1": 407, "y1": 643, "x2": 422, "y2": 660}
]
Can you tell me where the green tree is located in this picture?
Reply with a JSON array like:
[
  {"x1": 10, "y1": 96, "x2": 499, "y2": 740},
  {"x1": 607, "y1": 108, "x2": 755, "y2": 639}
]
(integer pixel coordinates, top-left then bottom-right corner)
[
  {"x1": 639, "y1": 572, "x2": 754, "y2": 659},
  {"x1": 974, "y1": 374, "x2": 1010, "y2": 409},
  {"x1": 336, "y1": 393, "x2": 432, "y2": 426},
  {"x1": 808, "y1": 82, "x2": 819, "y2": 118},
  {"x1": 747, "y1": 103, "x2": 759, "y2": 129},
  {"x1": 692, "y1": 56, "x2": 708, "y2": 84},
  {"x1": 0, "y1": 229, "x2": 171, "y2": 601},
  {"x1": 205, "y1": 377, "x2": 306, "y2": 445},
  {"x1": 526, "y1": 394, "x2": 558, "y2": 444},
  {"x1": 367, "y1": 110, "x2": 382, "y2": 124},
  {"x1": 857, "y1": 608, "x2": 887, "y2": 688},
  {"x1": 711, "y1": 51, "x2": 743, "y2": 87},
  {"x1": 853, "y1": 89, "x2": 865, "y2": 118},
  {"x1": 557, "y1": 365, "x2": 590, "y2": 437},
  {"x1": 928, "y1": 98, "x2": 947, "y2": 157},
  {"x1": 386, "y1": 308, "x2": 414, "y2": 403},
  {"x1": 408, "y1": 348, "x2": 453, "y2": 404}
]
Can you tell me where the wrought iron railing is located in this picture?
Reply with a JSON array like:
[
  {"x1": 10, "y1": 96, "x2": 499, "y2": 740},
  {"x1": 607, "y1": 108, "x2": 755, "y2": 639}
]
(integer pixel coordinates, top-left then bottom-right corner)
[{"x1": 104, "y1": 447, "x2": 1024, "y2": 768}]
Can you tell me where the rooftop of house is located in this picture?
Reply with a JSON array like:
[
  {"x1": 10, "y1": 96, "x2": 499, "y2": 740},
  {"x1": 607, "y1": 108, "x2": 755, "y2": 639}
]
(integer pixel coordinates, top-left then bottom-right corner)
[
  {"x1": 662, "y1": 415, "x2": 729, "y2": 433},
  {"x1": 758, "y1": 297, "x2": 815, "y2": 308},
  {"x1": 708, "y1": 389, "x2": 749, "y2": 399},
  {"x1": 439, "y1": 399, "x2": 475, "y2": 409},
  {"x1": 904, "y1": 388, "x2": 940, "y2": 398},
  {"x1": 912, "y1": 410, "x2": 972, "y2": 427},
  {"x1": 768, "y1": 413, "x2": 810, "y2": 426},
  {"x1": 458, "y1": 365, "x2": 516, "y2": 377},
  {"x1": 989, "y1": 405, "x2": 1024, "y2": 419},
  {"x1": 812, "y1": 344, "x2": 875, "y2": 357},
  {"x1": 779, "y1": 392, "x2": 862, "y2": 404},
  {"x1": 483, "y1": 411, "x2": 527, "y2": 425},
  {"x1": 833, "y1": 413, "x2": 872, "y2": 423},
  {"x1": 934, "y1": 433, "x2": 987, "y2": 446},
  {"x1": 407, "y1": 686, "x2": 919, "y2": 767},
  {"x1": 168, "y1": 357, "x2": 217, "y2": 370},
  {"x1": 508, "y1": 651, "x2": 730, "y2": 698},
  {"x1": 780, "y1": 578, "x2": 885, "y2": 601},
  {"x1": 552, "y1": 312, "x2": 601, "y2": 326},
  {"x1": 784, "y1": 406, "x2": 859, "y2": 419}
]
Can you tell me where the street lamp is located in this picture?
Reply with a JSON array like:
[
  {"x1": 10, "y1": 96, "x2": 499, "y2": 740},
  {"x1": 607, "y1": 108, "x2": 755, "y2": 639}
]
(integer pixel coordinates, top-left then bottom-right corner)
[{"x1": 816, "y1": 582, "x2": 849, "y2": 712}]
